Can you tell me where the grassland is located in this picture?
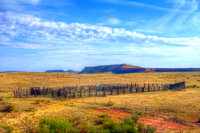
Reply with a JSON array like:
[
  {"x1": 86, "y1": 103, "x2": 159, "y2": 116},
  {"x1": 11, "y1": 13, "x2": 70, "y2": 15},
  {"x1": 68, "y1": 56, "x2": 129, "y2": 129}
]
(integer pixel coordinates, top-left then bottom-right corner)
[
  {"x1": 1, "y1": 72, "x2": 200, "y2": 92},
  {"x1": 0, "y1": 72, "x2": 200, "y2": 132}
]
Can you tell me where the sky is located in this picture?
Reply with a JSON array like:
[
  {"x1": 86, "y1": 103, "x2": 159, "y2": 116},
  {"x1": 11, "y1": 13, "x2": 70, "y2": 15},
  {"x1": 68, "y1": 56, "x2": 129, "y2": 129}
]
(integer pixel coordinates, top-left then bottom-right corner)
[{"x1": 0, "y1": 0, "x2": 200, "y2": 72}]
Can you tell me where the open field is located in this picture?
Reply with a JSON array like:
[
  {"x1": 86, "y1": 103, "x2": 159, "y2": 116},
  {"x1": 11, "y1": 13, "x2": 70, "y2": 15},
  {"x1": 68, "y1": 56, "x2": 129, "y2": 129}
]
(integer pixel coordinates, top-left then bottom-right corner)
[
  {"x1": 0, "y1": 72, "x2": 200, "y2": 132},
  {"x1": 1, "y1": 72, "x2": 200, "y2": 92}
]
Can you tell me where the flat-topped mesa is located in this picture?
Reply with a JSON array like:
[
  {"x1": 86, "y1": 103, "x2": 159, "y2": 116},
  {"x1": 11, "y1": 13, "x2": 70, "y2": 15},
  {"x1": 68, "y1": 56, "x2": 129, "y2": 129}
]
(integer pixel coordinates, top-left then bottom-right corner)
[
  {"x1": 80, "y1": 64, "x2": 142, "y2": 74},
  {"x1": 80, "y1": 64, "x2": 200, "y2": 74}
]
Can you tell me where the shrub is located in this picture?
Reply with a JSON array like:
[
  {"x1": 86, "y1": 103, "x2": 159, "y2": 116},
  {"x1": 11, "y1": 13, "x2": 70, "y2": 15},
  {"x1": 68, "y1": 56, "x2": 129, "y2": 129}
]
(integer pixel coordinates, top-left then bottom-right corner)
[
  {"x1": 4, "y1": 103, "x2": 16, "y2": 112},
  {"x1": 28, "y1": 107, "x2": 36, "y2": 112},
  {"x1": 146, "y1": 125, "x2": 157, "y2": 133},
  {"x1": 36, "y1": 118, "x2": 74, "y2": 133},
  {"x1": 124, "y1": 117, "x2": 136, "y2": 127},
  {"x1": 106, "y1": 100, "x2": 115, "y2": 106},
  {"x1": 97, "y1": 115, "x2": 138, "y2": 133},
  {"x1": 131, "y1": 114, "x2": 140, "y2": 123},
  {"x1": 137, "y1": 123, "x2": 145, "y2": 133},
  {"x1": 35, "y1": 100, "x2": 42, "y2": 104},
  {"x1": 97, "y1": 115, "x2": 111, "y2": 125},
  {"x1": 3, "y1": 125, "x2": 15, "y2": 133}
]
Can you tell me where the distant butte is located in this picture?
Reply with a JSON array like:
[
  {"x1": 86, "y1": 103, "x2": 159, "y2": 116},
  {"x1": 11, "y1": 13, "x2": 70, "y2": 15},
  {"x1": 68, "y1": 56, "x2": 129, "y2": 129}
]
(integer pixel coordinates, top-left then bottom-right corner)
[{"x1": 80, "y1": 64, "x2": 200, "y2": 74}]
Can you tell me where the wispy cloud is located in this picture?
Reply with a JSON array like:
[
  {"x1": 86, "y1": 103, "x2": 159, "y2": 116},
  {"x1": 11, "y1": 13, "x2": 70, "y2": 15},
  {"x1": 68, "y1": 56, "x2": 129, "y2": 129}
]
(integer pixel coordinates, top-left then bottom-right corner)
[
  {"x1": 0, "y1": 11, "x2": 200, "y2": 50},
  {"x1": 98, "y1": 17, "x2": 122, "y2": 25},
  {"x1": 96, "y1": 0, "x2": 176, "y2": 11},
  {"x1": 149, "y1": 0, "x2": 199, "y2": 33}
]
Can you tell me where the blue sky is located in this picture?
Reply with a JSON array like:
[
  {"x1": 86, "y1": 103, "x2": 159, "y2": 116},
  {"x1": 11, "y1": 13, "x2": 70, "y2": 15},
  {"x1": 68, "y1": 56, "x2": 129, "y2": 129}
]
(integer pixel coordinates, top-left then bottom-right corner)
[{"x1": 0, "y1": 0, "x2": 200, "y2": 72}]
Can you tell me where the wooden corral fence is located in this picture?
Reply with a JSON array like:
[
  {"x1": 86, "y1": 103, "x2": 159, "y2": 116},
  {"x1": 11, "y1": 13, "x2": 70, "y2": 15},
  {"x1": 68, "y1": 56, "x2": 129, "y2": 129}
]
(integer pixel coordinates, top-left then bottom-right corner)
[{"x1": 13, "y1": 82, "x2": 185, "y2": 99}]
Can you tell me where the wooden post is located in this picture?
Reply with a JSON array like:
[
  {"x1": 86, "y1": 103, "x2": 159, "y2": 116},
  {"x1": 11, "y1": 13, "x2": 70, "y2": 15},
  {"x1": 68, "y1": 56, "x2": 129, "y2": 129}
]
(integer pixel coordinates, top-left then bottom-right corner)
[
  {"x1": 123, "y1": 85, "x2": 126, "y2": 94},
  {"x1": 136, "y1": 84, "x2": 139, "y2": 93},
  {"x1": 34, "y1": 90, "x2": 36, "y2": 98},
  {"x1": 95, "y1": 86, "x2": 98, "y2": 96},
  {"x1": 142, "y1": 87, "x2": 144, "y2": 92},
  {"x1": 69, "y1": 87, "x2": 72, "y2": 98},
  {"x1": 89, "y1": 87, "x2": 91, "y2": 97},
  {"x1": 130, "y1": 85, "x2": 133, "y2": 93},
  {"x1": 73, "y1": 92, "x2": 76, "y2": 99},
  {"x1": 111, "y1": 87, "x2": 113, "y2": 95},
  {"x1": 52, "y1": 89, "x2": 54, "y2": 97},
  {"x1": 43, "y1": 86, "x2": 46, "y2": 97},
  {"x1": 148, "y1": 84, "x2": 151, "y2": 92},
  {"x1": 103, "y1": 88, "x2": 106, "y2": 97},
  {"x1": 80, "y1": 87, "x2": 82, "y2": 98},
  {"x1": 117, "y1": 87, "x2": 120, "y2": 95}
]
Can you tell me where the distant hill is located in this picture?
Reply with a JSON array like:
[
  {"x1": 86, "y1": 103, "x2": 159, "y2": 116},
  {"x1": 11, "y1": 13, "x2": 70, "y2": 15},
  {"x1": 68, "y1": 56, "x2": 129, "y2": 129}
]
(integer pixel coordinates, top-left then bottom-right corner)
[
  {"x1": 0, "y1": 71, "x2": 25, "y2": 73},
  {"x1": 45, "y1": 70, "x2": 65, "y2": 73},
  {"x1": 45, "y1": 69, "x2": 78, "y2": 73},
  {"x1": 80, "y1": 64, "x2": 200, "y2": 74}
]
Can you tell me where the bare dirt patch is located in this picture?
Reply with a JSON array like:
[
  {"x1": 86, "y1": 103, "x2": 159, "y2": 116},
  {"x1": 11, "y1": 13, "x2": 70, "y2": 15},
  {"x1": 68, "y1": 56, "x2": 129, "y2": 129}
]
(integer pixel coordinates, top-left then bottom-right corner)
[
  {"x1": 91, "y1": 108, "x2": 196, "y2": 132},
  {"x1": 91, "y1": 108, "x2": 131, "y2": 120}
]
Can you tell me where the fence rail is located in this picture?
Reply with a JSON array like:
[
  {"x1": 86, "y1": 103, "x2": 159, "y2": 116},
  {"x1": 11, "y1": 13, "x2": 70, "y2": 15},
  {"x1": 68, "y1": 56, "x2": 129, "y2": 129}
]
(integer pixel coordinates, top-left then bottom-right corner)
[{"x1": 13, "y1": 82, "x2": 185, "y2": 99}]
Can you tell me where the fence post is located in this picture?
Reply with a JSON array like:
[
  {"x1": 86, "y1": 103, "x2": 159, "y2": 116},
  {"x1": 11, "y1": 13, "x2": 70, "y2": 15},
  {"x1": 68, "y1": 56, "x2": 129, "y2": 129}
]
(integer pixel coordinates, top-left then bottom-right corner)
[
  {"x1": 103, "y1": 88, "x2": 106, "y2": 97},
  {"x1": 80, "y1": 87, "x2": 82, "y2": 98},
  {"x1": 43, "y1": 86, "x2": 45, "y2": 97},
  {"x1": 123, "y1": 85, "x2": 126, "y2": 94},
  {"x1": 89, "y1": 87, "x2": 91, "y2": 97},
  {"x1": 52, "y1": 89, "x2": 54, "y2": 97},
  {"x1": 148, "y1": 84, "x2": 150, "y2": 92},
  {"x1": 73, "y1": 92, "x2": 76, "y2": 99},
  {"x1": 34, "y1": 90, "x2": 36, "y2": 98},
  {"x1": 130, "y1": 84, "x2": 133, "y2": 93},
  {"x1": 117, "y1": 87, "x2": 120, "y2": 95},
  {"x1": 95, "y1": 86, "x2": 98, "y2": 96}
]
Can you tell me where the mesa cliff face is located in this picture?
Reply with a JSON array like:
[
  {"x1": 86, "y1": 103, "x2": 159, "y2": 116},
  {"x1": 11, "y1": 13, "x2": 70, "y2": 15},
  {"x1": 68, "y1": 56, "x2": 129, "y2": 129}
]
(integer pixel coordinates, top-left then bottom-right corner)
[{"x1": 80, "y1": 64, "x2": 200, "y2": 74}]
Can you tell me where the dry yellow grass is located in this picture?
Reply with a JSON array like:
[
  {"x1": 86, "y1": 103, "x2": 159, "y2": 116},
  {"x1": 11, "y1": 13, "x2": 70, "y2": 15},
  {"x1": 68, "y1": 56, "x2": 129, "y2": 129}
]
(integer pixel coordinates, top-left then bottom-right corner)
[
  {"x1": 1, "y1": 72, "x2": 200, "y2": 92},
  {"x1": 0, "y1": 72, "x2": 200, "y2": 132}
]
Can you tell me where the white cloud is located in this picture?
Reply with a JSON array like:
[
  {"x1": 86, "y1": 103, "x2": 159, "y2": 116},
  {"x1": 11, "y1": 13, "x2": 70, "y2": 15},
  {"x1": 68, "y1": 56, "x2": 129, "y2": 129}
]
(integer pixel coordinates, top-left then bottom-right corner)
[
  {"x1": 0, "y1": 11, "x2": 200, "y2": 50},
  {"x1": 107, "y1": 18, "x2": 121, "y2": 25},
  {"x1": 98, "y1": 17, "x2": 122, "y2": 25}
]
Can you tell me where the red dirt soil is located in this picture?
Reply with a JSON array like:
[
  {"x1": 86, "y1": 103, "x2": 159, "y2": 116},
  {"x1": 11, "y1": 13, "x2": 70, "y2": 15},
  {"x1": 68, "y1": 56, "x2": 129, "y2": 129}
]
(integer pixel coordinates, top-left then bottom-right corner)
[{"x1": 91, "y1": 108, "x2": 196, "y2": 132}]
